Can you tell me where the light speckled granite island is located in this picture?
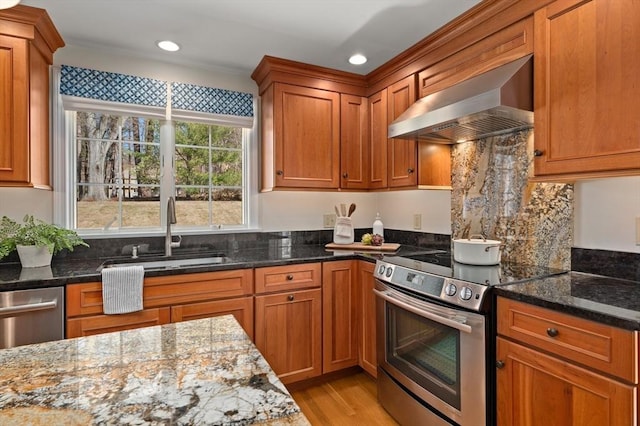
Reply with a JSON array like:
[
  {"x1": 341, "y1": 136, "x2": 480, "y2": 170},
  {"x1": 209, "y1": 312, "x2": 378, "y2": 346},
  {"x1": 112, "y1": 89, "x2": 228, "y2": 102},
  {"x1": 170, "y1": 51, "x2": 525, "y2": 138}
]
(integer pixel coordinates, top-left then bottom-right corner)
[{"x1": 0, "y1": 315, "x2": 310, "y2": 425}]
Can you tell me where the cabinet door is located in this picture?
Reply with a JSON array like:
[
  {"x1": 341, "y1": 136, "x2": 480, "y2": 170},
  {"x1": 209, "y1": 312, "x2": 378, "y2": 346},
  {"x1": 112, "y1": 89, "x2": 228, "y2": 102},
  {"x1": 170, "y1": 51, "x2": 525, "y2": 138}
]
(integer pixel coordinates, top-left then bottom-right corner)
[
  {"x1": 387, "y1": 75, "x2": 417, "y2": 188},
  {"x1": 496, "y1": 337, "x2": 635, "y2": 426},
  {"x1": 171, "y1": 296, "x2": 254, "y2": 340},
  {"x1": 533, "y1": 0, "x2": 640, "y2": 178},
  {"x1": 254, "y1": 288, "x2": 322, "y2": 384},
  {"x1": 418, "y1": 142, "x2": 451, "y2": 188},
  {"x1": 358, "y1": 261, "x2": 377, "y2": 377},
  {"x1": 322, "y1": 260, "x2": 358, "y2": 373},
  {"x1": 0, "y1": 35, "x2": 29, "y2": 185},
  {"x1": 368, "y1": 89, "x2": 388, "y2": 189},
  {"x1": 66, "y1": 308, "x2": 171, "y2": 338},
  {"x1": 340, "y1": 94, "x2": 369, "y2": 189},
  {"x1": 273, "y1": 83, "x2": 340, "y2": 189}
]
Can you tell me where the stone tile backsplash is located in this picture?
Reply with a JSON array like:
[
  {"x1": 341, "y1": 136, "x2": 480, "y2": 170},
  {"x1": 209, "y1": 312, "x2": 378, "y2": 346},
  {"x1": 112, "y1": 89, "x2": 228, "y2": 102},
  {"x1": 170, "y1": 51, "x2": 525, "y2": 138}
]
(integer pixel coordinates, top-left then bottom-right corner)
[{"x1": 451, "y1": 130, "x2": 573, "y2": 269}]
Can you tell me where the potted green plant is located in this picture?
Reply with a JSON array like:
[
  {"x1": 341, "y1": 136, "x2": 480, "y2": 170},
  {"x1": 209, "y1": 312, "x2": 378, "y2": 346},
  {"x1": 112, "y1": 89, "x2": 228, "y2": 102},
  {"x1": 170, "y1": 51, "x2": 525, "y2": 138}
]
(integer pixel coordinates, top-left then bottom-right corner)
[{"x1": 0, "y1": 215, "x2": 88, "y2": 268}]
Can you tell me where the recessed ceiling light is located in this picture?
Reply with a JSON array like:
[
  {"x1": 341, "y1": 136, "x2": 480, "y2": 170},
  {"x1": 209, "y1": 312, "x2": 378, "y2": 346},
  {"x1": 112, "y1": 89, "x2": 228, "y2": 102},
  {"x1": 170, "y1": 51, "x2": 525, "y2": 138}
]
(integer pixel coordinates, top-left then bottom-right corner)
[
  {"x1": 157, "y1": 40, "x2": 180, "y2": 52},
  {"x1": 349, "y1": 54, "x2": 367, "y2": 65},
  {"x1": 0, "y1": 0, "x2": 20, "y2": 9}
]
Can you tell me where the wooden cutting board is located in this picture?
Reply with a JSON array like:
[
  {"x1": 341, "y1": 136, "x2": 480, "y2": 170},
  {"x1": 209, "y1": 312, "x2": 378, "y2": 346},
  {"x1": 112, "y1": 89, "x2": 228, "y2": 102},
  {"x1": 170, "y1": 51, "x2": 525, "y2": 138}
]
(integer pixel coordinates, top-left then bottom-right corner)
[{"x1": 325, "y1": 242, "x2": 400, "y2": 252}]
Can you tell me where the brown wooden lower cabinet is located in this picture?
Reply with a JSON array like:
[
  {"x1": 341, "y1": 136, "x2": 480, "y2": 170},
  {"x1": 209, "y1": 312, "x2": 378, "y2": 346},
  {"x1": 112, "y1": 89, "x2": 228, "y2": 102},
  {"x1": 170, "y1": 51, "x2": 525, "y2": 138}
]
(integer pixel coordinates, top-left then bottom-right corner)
[
  {"x1": 66, "y1": 308, "x2": 171, "y2": 338},
  {"x1": 171, "y1": 296, "x2": 254, "y2": 340},
  {"x1": 322, "y1": 260, "x2": 358, "y2": 373},
  {"x1": 358, "y1": 261, "x2": 377, "y2": 377},
  {"x1": 254, "y1": 288, "x2": 322, "y2": 384},
  {"x1": 65, "y1": 269, "x2": 254, "y2": 339},
  {"x1": 496, "y1": 337, "x2": 636, "y2": 426}
]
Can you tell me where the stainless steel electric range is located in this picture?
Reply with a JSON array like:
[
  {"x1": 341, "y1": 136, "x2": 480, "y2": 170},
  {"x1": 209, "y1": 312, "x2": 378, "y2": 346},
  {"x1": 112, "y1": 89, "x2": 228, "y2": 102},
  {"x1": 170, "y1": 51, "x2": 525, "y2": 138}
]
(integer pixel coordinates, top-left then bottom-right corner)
[{"x1": 373, "y1": 250, "x2": 567, "y2": 426}]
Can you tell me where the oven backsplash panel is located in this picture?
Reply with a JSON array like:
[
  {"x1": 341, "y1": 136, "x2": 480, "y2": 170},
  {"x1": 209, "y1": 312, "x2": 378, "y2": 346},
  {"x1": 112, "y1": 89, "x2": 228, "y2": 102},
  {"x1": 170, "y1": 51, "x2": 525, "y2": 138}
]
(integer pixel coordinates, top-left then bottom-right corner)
[{"x1": 451, "y1": 130, "x2": 573, "y2": 270}]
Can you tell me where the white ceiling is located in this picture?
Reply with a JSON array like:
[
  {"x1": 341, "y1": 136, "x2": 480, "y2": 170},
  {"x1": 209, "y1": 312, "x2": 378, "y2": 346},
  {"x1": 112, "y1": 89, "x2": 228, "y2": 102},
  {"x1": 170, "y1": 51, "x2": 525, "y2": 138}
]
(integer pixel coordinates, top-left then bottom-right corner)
[{"x1": 20, "y1": 0, "x2": 481, "y2": 76}]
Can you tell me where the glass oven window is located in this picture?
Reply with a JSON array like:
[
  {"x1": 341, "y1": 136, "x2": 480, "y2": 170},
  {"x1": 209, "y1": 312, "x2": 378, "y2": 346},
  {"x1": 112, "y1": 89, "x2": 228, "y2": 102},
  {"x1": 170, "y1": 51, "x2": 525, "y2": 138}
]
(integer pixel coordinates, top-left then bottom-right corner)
[{"x1": 386, "y1": 302, "x2": 461, "y2": 409}]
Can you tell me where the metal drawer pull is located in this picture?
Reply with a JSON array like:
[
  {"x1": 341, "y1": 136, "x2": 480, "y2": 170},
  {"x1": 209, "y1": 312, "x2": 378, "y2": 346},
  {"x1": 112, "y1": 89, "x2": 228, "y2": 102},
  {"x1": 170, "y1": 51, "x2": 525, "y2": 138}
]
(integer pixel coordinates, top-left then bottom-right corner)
[
  {"x1": 546, "y1": 327, "x2": 559, "y2": 337},
  {"x1": 286, "y1": 274, "x2": 294, "y2": 281},
  {"x1": 288, "y1": 295, "x2": 294, "y2": 301},
  {"x1": 0, "y1": 299, "x2": 58, "y2": 319},
  {"x1": 496, "y1": 360, "x2": 505, "y2": 369}
]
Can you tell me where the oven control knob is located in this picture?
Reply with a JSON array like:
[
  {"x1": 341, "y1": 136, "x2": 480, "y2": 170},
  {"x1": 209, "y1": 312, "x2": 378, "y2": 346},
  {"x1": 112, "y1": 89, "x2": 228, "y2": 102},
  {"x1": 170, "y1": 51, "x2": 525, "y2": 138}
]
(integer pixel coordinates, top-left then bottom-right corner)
[
  {"x1": 444, "y1": 283, "x2": 457, "y2": 296},
  {"x1": 377, "y1": 265, "x2": 386, "y2": 276},
  {"x1": 385, "y1": 267, "x2": 393, "y2": 278},
  {"x1": 459, "y1": 287, "x2": 473, "y2": 301}
]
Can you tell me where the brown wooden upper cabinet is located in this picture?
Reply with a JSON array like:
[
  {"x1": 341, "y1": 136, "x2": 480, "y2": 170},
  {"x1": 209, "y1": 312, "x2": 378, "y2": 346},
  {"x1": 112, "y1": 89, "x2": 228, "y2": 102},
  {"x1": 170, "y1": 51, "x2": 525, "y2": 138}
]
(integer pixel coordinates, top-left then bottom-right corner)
[
  {"x1": 368, "y1": 89, "x2": 389, "y2": 189},
  {"x1": 0, "y1": 6, "x2": 64, "y2": 189},
  {"x1": 340, "y1": 94, "x2": 370, "y2": 189},
  {"x1": 387, "y1": 75, "x2": 418, "y2": 188},
  {"x1": 533, "y1": 0, "x2": 640, "y2": 179},
  {"x1": 264, "y1": 83, "x2": 341, "y2": 190},
  {"x1": 251, "y1": 56, "x2": 368, "y2": 191}
]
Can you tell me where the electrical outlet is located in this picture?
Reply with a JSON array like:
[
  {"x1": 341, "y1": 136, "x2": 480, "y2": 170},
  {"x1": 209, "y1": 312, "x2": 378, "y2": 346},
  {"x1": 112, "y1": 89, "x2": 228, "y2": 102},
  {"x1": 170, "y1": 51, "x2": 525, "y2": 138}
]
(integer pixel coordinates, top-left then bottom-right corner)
[
  {"x1": 413, "y1": 213, "x2": 422, "y2": 230},
  {"x1": 636, "y1": 217, "x2": 640, "y2": 245},
  {"x1": 324, "y1": 213, "x2": 337, "y2": 228}
]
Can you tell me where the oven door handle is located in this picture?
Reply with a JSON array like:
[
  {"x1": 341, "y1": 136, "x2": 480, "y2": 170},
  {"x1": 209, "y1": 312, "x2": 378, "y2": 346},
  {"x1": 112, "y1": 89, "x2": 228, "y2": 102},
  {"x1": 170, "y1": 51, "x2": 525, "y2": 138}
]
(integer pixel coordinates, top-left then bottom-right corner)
[{"x1": 373, "y1": 288, "x2": 473, "y2": 334}]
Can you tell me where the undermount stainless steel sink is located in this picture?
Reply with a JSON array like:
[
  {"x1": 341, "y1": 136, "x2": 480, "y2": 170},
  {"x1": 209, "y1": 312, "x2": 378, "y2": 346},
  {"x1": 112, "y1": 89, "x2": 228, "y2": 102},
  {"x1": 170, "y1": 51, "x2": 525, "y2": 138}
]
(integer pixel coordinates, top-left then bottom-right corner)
[{"x1": 97, "y1": 253, "x2": 228, "y2": 272}]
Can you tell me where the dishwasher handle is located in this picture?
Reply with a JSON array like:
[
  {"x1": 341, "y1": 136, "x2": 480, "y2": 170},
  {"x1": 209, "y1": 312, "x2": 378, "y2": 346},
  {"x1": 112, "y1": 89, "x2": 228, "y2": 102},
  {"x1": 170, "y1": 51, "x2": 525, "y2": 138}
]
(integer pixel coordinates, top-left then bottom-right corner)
[{"x1": 0, "y1": 299, "x2": 58, "y2": 319}]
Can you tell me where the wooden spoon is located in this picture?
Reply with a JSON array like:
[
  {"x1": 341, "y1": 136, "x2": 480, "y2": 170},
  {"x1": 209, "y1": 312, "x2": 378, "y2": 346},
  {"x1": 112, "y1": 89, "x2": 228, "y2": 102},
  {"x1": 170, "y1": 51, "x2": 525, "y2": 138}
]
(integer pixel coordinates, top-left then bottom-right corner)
[
  {"x1": 334, "y1": 205, "x2": 341, "y2": 217},
  {"x1": 347, "y1": 203, "x2": 356, "y2": 217}
]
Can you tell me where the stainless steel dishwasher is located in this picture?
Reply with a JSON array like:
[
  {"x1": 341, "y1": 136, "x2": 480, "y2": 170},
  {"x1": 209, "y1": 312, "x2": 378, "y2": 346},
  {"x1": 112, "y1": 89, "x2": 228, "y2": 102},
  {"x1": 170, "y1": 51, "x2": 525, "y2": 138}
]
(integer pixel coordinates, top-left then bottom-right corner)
[{"x1": 0, "y1": 286, "x2": 64, "y2": 349}]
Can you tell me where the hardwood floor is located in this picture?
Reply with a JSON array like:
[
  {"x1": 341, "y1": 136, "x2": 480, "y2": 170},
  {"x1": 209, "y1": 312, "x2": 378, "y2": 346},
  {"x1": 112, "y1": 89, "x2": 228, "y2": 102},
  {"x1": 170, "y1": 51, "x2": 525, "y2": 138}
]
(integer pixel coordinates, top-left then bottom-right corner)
[{"x1": 290, "y1": 372, "x2": 399, "y2": 426}]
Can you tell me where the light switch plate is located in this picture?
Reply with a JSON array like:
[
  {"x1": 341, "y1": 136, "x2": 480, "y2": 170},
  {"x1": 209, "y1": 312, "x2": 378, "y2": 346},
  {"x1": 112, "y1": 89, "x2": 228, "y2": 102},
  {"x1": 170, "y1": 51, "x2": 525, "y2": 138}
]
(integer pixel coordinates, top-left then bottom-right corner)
[
  {"x1": 636, "y1": 217, "x2": 640, "y2": 245},
  {"x1": 324, "y1": 214, "x2": 336, "y2": 228},
  {"x1": 413, "y1": 214, "x2": 422, "y2": 230}
]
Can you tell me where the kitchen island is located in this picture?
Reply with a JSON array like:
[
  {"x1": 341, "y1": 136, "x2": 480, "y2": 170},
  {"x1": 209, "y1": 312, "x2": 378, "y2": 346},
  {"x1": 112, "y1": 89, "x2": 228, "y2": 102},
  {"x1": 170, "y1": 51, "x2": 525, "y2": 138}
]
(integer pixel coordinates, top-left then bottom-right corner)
[{"x1": 0, "y1": 315, "x2": 309, "y2": 425}]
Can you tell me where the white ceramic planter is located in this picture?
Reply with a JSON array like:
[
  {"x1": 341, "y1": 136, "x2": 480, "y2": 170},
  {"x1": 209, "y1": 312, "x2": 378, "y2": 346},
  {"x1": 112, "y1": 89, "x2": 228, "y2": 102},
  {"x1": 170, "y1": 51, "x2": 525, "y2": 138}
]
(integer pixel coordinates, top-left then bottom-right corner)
[
  {"x1": 16, "y1": 245, "x2": 53, "y2": 268},
  {"x1": 452, "y1": 236, "x2": 502, "y2": 265}
]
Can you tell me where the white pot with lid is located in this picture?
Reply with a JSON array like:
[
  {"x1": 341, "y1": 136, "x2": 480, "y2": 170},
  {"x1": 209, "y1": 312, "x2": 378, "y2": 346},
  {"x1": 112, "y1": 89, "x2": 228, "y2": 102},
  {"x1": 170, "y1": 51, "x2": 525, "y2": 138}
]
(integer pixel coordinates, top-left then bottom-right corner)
[{"x1": 452, "y1": 234, "x2": 503, "y2": 265}]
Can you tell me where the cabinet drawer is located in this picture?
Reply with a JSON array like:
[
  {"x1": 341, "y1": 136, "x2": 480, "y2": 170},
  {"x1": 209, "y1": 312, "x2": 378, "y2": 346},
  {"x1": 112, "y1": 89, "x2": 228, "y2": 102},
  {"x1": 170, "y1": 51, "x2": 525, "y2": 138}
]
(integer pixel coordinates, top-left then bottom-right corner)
[
  {"x1": 497, "y1": 297, "x2": 638, "y2": 383},
  {"x1": 66, "y1": 307, "x2": 170, "y2": 338},
  {"x1": 171, "y1": 296, "x2": 254, "y2": 340},
  {"x1": 255, "y1": 262, "x2": 321, "y2": 294},
  {"x1": 66, "y1": 269, "x2": 254, "y2": 317}
]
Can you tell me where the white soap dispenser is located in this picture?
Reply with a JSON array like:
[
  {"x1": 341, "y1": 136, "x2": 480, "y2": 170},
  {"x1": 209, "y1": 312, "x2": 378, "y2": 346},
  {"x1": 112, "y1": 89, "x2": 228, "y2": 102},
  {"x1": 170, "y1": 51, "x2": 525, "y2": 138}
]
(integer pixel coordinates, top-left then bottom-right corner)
[{"x1": 372, "y1": 212, "x2": 384, "y2": 238}]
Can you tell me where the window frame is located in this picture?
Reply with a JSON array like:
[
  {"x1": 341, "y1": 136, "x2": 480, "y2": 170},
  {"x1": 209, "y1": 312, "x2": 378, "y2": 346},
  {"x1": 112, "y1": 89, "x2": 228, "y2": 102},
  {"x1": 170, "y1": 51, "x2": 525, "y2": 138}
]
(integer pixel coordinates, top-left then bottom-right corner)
[{"x1": 52, "y1": 68, "x2": 258, "y2": 237}]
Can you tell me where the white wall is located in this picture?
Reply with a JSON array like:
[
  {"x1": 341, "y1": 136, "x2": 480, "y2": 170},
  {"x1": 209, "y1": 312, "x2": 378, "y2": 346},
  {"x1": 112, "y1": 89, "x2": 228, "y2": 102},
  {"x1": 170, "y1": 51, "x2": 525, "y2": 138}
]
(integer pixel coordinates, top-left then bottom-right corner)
[
  {"x1": 574, "y1": 176, "x2": 640, "y2": 253},
  {"x1": 258, "y1": 189, "x2": 452, "y2": 234},
  {"x1": 0, "y1": 188, "x2": 53, "y2": 223}
]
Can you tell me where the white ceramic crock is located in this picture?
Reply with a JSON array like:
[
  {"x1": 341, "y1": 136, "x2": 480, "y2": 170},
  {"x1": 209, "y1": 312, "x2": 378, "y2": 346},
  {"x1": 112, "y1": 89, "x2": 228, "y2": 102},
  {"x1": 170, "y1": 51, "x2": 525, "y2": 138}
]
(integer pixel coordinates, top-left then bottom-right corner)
[{"x1": 452, "y1": 235, "x2": 502, "y2": 265}]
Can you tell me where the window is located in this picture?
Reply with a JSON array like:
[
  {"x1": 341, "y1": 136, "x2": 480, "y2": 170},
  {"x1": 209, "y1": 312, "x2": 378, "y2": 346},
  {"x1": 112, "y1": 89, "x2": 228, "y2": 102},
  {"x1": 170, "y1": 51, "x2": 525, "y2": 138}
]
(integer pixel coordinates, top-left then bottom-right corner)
[
  {"x1": 70, "y1": 111, "x2": 248, "y2": 233},
  {"x1": 55, "y1": 65, "x2": 255, "y2": 235}
]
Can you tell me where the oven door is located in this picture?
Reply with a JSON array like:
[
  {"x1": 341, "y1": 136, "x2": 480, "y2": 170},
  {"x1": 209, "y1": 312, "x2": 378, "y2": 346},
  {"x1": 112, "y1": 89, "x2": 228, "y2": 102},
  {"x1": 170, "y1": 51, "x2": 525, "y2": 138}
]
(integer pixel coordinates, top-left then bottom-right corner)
[{"x1": 375, "y1": 280, "x2": 486, "y2": 426}]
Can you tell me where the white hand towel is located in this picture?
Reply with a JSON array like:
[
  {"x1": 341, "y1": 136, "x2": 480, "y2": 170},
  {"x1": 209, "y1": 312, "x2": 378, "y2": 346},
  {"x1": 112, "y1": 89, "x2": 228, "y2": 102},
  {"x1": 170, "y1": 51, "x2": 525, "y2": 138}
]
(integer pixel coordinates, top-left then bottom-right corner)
[{"x1": 101, "y1": 265, "x2": 144, "y2": 314}]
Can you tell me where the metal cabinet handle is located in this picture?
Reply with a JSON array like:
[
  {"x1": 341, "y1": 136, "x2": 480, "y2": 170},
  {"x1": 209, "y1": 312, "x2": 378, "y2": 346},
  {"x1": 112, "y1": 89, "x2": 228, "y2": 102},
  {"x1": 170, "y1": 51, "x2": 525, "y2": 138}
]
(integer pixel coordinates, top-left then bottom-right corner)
[
  {"x1": 286, "y1": 274, "x2": 294, "y2": 281},
  {"x1": 276, "y1": 170, "x2": 284, "y2": 176},
  {"x1": 288, "y1": 295, "x2": 294, "y2": 301},
  {"x1": 496, "y1": 360, "x2": 505, "y2": 369},
  {"x1": 407, "y1": 168, "x2": 414, "y2": 174},
  {"x1": 0, "y1": 299, "x2": 58, "y2": 319},
  {"x1": 533, "y1": 150, "x2": 544, "y2": 157},
  {"x1": 342, "y1": 173, "x2": 348, "y2": 179},
  {"x1": 546, "y1": 327, "x2": 559, "y2": 337}
]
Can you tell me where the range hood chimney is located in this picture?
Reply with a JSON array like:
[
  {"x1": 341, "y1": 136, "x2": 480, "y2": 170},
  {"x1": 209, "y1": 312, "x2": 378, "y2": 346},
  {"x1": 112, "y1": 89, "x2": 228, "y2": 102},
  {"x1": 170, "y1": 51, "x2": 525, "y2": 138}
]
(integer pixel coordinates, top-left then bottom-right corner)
[{"x1": 388, "y1": 55, "x2": 533, "y2": 143}]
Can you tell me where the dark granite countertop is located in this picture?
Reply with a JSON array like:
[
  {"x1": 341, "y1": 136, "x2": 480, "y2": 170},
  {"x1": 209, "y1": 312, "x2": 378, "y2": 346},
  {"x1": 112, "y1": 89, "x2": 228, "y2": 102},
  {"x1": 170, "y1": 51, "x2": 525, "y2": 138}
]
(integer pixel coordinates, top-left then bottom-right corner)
[
  {"x1": 0, "y1": 243, "x2": 430, "y2": 292},
  {"x1": 495, "y1": 272, "x2": 640, "y2": 331}
]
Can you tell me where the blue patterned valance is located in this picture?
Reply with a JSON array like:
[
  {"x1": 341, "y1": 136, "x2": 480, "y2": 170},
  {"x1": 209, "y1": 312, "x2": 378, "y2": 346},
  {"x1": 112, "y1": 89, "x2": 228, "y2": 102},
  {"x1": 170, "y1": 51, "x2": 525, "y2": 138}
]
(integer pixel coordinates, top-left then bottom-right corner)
[
  {"x1": 171, "y1": 82, "x2": 254, "y2": 117},
  {"x1": 60, "y1": 65, "x2": 167, "y2": 107}
]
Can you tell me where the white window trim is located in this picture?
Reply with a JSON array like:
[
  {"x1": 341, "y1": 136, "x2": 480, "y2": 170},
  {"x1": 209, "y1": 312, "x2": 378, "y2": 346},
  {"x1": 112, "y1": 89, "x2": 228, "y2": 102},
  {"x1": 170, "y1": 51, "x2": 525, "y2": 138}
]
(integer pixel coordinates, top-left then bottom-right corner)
[{"x1": 52, "y1": 67, "x2": 259, "y2": 237}]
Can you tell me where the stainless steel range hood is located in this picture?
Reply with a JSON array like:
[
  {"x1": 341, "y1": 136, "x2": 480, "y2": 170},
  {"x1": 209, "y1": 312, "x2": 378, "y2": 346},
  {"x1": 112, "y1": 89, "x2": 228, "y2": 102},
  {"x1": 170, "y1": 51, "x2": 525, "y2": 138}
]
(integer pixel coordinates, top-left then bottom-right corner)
[{"x1": 388, "y1": 55, "x2": 533, "y2": 143}]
